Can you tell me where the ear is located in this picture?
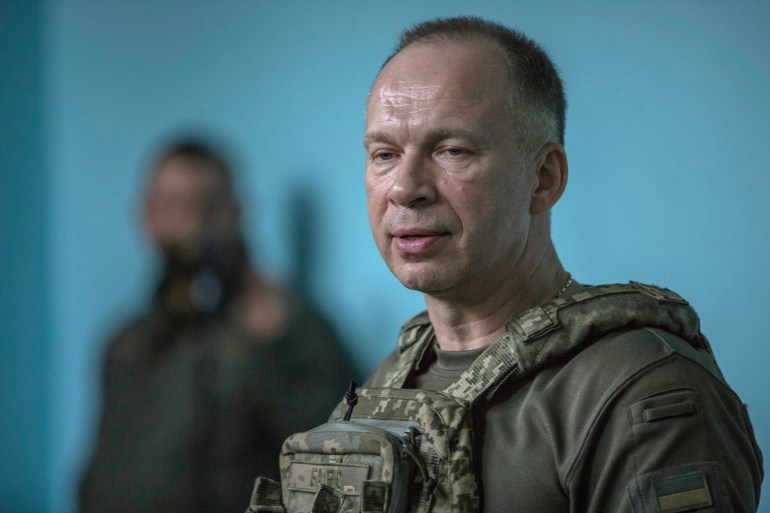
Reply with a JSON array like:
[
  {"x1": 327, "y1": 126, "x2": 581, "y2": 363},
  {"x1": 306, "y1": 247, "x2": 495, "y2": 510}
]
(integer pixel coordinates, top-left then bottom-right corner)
[{"x1": 530, "y1": 143, "x2": 568, "y2": 215}]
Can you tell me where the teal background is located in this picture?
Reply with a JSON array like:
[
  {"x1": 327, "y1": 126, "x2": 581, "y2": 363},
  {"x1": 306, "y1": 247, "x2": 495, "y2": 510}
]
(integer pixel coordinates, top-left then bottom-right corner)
[{"x1": 2, "y1": 1, "x2": 768, "y2": 512}]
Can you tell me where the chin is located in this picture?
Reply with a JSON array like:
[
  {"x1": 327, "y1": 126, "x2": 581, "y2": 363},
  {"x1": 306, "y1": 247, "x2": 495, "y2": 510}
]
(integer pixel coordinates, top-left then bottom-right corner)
[
  {"x1": 398, "y1": 279, "x2": 429, "y2": 292},
  {"x1": 394, "y1": 269, "x2": 442, "y2": 294},
  {"x1": 387, "y1": 256, "x2": 455, "y2": 292}
]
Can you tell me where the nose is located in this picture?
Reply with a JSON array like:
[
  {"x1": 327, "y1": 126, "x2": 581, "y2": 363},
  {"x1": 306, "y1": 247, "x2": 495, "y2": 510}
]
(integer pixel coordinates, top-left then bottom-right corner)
[{"x1": 387, "y1": 154, "x2": 437, "y2": 208}]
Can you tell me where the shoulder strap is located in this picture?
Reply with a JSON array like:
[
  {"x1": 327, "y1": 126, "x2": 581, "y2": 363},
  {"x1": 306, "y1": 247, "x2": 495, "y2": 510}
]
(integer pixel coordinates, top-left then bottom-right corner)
[
  {"x1": 444, "y1": 282, "x2": 712, "y2": 402},
  {"x1": 377, "y1": 311, "x2": 434, "y2": 389},
  {"x1": 380, "y1": 282, "x2": 712, "y2": 402}
]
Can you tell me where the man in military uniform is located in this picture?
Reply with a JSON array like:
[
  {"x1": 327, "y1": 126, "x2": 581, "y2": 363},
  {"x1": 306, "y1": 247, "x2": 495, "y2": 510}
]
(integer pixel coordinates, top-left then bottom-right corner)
[
  {"x1": 80, "y1": 140, "x2": 357, "y2": 513},
  {"x1": 361, "y1": 16, "x2": 762, "y2": 512}
]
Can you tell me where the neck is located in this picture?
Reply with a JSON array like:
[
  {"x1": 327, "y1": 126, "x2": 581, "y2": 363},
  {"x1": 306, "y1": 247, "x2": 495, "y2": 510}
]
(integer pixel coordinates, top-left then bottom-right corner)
[{"x1": 425, "y1": 240, "x2": 568, "y2": 351}]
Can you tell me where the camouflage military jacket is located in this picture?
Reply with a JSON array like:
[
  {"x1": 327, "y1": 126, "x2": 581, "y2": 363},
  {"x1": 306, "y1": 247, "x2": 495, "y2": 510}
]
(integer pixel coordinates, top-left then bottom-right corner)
[{"x1": 365, "y1": 283, "x2": 763, "y2": 512}]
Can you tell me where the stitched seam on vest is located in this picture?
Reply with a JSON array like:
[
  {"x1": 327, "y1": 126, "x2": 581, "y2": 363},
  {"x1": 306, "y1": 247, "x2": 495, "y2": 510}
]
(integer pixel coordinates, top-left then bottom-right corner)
[
  {"x1": 643, "y1": 326, "x2": 669, "y2": 346},
  {"x1": 643, "y1": 327, "x2": 733, "y2": 392}
]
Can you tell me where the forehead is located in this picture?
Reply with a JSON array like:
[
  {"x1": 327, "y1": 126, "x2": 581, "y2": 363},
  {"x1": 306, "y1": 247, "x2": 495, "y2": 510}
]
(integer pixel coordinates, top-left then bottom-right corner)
[
  {"x1": 148, "y1": 157, "x2": 210, "y2": 196},
  {"x1": 367, "y1": 40, "x2": 510, "y2": 119}
]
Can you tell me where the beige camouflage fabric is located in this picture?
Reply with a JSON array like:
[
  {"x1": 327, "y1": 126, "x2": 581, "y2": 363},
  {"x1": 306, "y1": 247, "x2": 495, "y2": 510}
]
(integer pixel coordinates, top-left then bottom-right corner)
[
  {"x1": 279, "y1": 420, "x2": 405, "y2": 512},
  {"x1": 248, "y1": 282, "x2": 709, "y2": 513},
  {"x1": 327, "y1": 388, "x2": 479, "y2": 513},
  {"x1": 275, "y1": 386, "x2": 479, "y2": 513}
]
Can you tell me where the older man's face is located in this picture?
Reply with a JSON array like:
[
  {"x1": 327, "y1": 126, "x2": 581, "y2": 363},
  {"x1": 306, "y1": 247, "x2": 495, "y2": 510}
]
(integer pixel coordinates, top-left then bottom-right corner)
[{"x1": 365, "y1": 41, "x2": 536, "y2": 302}]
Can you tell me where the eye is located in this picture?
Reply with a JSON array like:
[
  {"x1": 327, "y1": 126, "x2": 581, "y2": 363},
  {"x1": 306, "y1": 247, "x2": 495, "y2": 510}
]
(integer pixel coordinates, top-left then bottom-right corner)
[
  {"x1": 373, "y1": 151, "x2": 396, "y2": 162},
  {"x1": 438, "y1": 146, "x2": 470, "y2": 159},
  {"x1": 434, "y1": 145, "x2": 475, "y2": 171}
]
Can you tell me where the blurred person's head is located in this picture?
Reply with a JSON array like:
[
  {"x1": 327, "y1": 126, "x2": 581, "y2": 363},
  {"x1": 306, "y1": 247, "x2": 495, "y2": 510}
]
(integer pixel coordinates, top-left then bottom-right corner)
[
  {"x1": 142, "y1": 139, "x2": 249, "y2": 314},
  {"x1": 143, "y1": 140, "x2": 241, "y2": 251}
]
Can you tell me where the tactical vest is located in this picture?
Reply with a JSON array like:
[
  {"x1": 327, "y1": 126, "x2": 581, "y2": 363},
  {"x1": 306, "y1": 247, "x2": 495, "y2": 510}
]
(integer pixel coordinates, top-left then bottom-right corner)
[{"x1": 245, "y1": 282, "x2": 717, "y2": 513}]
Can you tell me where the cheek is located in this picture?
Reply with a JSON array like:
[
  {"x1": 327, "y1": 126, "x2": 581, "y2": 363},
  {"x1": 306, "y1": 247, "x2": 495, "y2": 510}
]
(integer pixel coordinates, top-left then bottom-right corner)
[
  {"x1": 365, "y1": 174, "x2": 391, "y2": 219},
  {"x1": 459, "y1": 174, "x2": 529, "y2": 234},
  {"x1": 491, "y1": 180, "x2": 532, "y2": 239}
]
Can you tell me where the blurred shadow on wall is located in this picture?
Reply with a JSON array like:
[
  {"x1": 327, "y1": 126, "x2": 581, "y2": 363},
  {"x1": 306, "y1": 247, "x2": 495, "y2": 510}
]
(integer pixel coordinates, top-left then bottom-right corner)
[
  {"x1": 78, "y1": 135, "x2": 358, "y2": 513},
  {"x1": 287, "y1": 182, "x2": 316, "y2": 299}
]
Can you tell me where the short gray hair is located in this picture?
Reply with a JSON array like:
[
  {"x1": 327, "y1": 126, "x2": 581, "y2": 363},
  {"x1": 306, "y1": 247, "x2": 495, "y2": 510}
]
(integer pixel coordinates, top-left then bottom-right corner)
[{"x1": 384, "y1": 16, "x2": 567, "y2": 159}]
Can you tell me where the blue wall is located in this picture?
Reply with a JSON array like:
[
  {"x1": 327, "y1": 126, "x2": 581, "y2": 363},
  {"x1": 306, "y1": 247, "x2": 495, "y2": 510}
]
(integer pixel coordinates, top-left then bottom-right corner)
[
  {"x1": 0, "y1": 0, "x2": 51, "y2": 510},
  {"x1": 2, "y1": 1, "x2": 768, "y2": 512}
]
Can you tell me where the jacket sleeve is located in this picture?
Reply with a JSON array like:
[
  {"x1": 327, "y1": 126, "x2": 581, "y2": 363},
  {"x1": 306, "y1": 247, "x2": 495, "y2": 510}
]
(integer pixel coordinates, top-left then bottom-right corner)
[{"x1": 567, "y1": 329, "x2": 763, "y2": 513}]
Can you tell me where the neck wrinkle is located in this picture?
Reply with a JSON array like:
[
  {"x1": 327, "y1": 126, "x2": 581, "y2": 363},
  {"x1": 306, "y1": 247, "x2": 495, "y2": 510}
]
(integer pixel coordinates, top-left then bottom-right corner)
[{"x1": 426, "y1": 240, "x2": 567, "y2": 351}]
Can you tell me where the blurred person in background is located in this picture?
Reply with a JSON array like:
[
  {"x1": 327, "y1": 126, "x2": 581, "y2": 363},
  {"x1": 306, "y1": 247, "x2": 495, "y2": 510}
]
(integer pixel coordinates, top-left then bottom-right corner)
[{"x1": 79, "y1": 139, "x2": 357, "y2": 513}]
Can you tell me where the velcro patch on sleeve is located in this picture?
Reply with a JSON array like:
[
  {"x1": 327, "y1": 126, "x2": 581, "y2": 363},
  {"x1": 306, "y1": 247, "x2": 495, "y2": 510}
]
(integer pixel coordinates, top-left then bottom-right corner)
[
  {"x1": 654, "y1": 471, "x2": 712, "y2": 512},
  {"x1": 628, "y1": 462, "x2": 730, "y2": 513},
  {"x1": 629, "y1": 390, "x2": 699, "y2": 425}
]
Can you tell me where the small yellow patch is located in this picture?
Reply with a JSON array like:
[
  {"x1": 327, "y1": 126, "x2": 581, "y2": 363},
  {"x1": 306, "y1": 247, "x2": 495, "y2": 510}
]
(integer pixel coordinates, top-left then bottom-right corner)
[{"x1": 658, "y1": 487, "x2": 711, "y2": 512}]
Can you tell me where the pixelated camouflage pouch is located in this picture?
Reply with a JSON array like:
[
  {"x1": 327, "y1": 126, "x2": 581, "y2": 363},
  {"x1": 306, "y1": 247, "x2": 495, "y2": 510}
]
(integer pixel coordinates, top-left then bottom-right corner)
[
  {"x1": 304, "y1": 388, "x2": 479, "y2": 513},
  {"x1": 278, "y1": 417, "x2": 419, "y2": 513},
  {"x1": 273, "y1": 387, "x2": 479, "y2": 513}
]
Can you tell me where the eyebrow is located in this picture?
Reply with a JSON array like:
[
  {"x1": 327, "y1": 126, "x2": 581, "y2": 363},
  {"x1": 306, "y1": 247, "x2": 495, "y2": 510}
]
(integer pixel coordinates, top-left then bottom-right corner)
[
  {"x1": 364, "y1": 128, "x2": 491, "y2": 148},
  {"x1": 432, "y1": 128, "x2": 490, "y2": 146},
  {"x1": 363, "y1": 131, "x2": 392, "y2": 147}
]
